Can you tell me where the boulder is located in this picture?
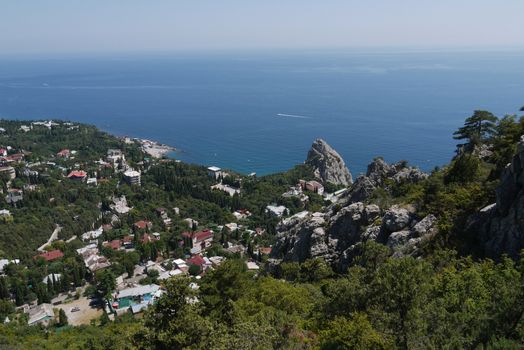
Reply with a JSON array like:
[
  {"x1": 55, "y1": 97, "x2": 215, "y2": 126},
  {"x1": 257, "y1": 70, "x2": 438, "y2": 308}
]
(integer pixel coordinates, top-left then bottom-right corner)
[
  {"x1": 387, "y1": 230, "x2": 412, "y2": 248},
  {"x1": 392, "y1": 167, "x2": 429, "y2": 184},
  {"x1": 364, "y1": 204, "x2": 381, "y2": 223},
  {"x1": 411, "y1": 214, "x2": 437, "y2": 237},
  {"x1": 346, "y1": 176, "x2": 376, "y2": 203},
  {"x1": 382, "y1": 206, "x2": 411, "y2": 232}
]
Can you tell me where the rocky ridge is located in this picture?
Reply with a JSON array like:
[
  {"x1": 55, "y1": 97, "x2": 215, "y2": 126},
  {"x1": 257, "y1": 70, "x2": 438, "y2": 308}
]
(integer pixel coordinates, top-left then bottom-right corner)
[
  {"x1": 271, "y1": 146, "x2": 434, "y2": 271},
  {"x1": 345, "y1": 157, "x2": 428, "y2": 204}
]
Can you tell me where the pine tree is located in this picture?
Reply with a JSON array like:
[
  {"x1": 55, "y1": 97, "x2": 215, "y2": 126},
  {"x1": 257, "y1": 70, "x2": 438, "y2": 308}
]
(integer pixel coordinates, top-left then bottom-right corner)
[{"x1": 453, "y1": 110, "x2": 498, "y2": 146}]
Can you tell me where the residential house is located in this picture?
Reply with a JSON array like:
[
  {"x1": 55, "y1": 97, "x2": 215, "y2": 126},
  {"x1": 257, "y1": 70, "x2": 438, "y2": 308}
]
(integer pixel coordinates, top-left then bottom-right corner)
[
  {"x1": 6, "y1": 153, "x2": 25, "y2": 163},
  {"x1": 122, "y1": 235, "x2": 134, "y2": 249},
  {"x1": 173, "y1": 258, "x2": 188, "y2": 272},
  {"x1": 103, "y1": 239, "x2": 122, "y2": 250},
  {"x1": 233, "y1": 209, "x2": 251, "y2": 220},
  {"x1": 246, "y1": 261, "x2": 260, "y2": 271},
  {"x1": 107, "y1": 149, "x2": 124, "y2": 164},
  {"x1": 140, "y1": 233, "x2": 160, "y2": 244},
  {"x1": 208, "y1": 256, "x2": 225, "y2": 267},
  {"x1": 0, "y1": 166, "x2": 16, "y2": 180},
  {"x1": 81, "y1": 226, "x2": 103, "y2": 240},
  {"x1": 27, "y1": 303, "x2": 54, "y2": 326},
  {"x1": 76, "y1": 244, "x2": 111, "y2": 272},
  {"x1": 182, "y1": 229, "x2": 214, "y2": 254},
  {"x1": 56, "y1": 149, "x2": 70, "y2": 158},
  {"x1": 183, "y1": 218, "x2": 199, "y2": 228},
  {"x1": 156, "y1": 207, "x2": 172, "y2": 226},
  {"x1": 0, "y1": 209, "x2": 11, "y2": 219},
  {"x1": 299, "y1": 180, "x2": 325, "y2": 195},
  {"x1": 0, "y1": 258, "x2": 19, "y2": 274},
  {"x1": 6, "y1": 189, "x2": 23, "y2": 204},
  {"x1": 211, "y1": 183, "x2": 240, "y2": 197},
  {"x1": 67, "y1": 170, "x2": 87, "y2": 181},
  {"x1": 186, "y1": 255, "x2": 207, "y2": 272},
  {"x1": 112, "y1": 284, "x2": 161, "y2": 314},
  {"x1": 123, "y1": 170, "x2": 141, "y2": 185},
  {"x1": 224, "y1": 223, "x2": 238, "y2": 232},
  {"x1": 259, "y1": 247, "x2": 272, "y2": 256},
  {"x1": 33, "y1": 249, "x2": 64, "y2": 262},
  {"x1": 110, "y1": 196, "x2": 132, "y2": 214},
  {"x1": 134, "y1": 220, "x2": 153, "y2": 231}
]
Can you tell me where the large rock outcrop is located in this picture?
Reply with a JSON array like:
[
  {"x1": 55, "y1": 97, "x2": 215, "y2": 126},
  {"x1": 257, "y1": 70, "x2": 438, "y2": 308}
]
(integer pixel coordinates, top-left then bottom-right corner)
[
  {"x1": 344, "y1": 158, "x2": 428, "y2": 203},
  {"x1": 476, "y1": 136, "x2": 524, "y2": 258},
  {"x1": 270, "y1": 202, "x2": 438, "y2": 271},
  {"x1": 270, "y1": 151, "x2": 436, "y2": 271},
  {"x1": 306, "y1": 139, "x2": 353, "y2": 186}
]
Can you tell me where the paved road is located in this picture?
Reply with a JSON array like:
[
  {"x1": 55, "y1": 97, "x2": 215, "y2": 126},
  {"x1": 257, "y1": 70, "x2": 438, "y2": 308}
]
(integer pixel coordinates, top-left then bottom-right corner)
[{"x1": 37, "y1": 225, "x2": 62, "y2": 252}]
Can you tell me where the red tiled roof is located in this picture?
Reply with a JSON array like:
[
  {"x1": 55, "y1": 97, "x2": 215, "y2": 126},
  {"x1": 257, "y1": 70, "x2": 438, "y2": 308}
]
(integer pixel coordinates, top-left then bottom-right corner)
[
  {"x1": 182, "y1": 229, "x2": 213, "y2": 242},
  {"x1": 57, "y1": 149, "x2": 70, "y2": 157},
  {"x1": 104, "y1": 240, "x2": 121, "y2": 250},
  {"x1": 67, "y1": 170, "x2": 87, "y2": 178},
  {"x1": 259, "y1": 247, "x2": 272, "y2": 255},
  {"x1": 134, "y1": 220, "x2": 152, "y2": 230},
  {"x1": 186, "y1": 255, "x2": 205, "y2": 267},
  {"x1": 6, "y1": 153, "x2": 24, "y2": 161},
  {"x1": 34, "y1": 249, "x2": 64, "y2": 262}
]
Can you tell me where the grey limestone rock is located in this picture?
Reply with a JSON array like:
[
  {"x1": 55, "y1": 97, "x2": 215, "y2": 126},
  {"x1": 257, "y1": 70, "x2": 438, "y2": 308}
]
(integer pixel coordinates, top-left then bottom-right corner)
[{"x1": 306, "y1": 139, "x2": 353, "y2": 186}]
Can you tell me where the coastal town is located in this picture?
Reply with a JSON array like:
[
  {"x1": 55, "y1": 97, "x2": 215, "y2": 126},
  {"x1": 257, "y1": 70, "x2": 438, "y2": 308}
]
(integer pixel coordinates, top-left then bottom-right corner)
[{"x1": 0, "y1": 119, "x2": 342, "y2": 327}]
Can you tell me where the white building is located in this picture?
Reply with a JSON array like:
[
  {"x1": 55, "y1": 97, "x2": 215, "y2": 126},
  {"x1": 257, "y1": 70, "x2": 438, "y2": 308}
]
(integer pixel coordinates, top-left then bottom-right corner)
[
  {"x1": 81, "y1": 226, "x2": 104, "y2": 240},
  {"x1": 27, "y1": 303, "x2": 54, "y2": 326},
  {"x1": 207, "y1": 166, "x2": 221, "y2": 179},
  {"x1": 124, "y1": 170, "x2": 141, "y2": 186},
  {"x1": 211, "y1": 183, "x2": 240, "y2": 197},
  {"x1": 265, "y1": 205, "x2": 288, "y2": 217},
  {"x1": 111, "y1": 196, "x2": 132, "y2": 214},
  {"x1": 107, "y1": 149, "x2": 124, "y2": 164}
]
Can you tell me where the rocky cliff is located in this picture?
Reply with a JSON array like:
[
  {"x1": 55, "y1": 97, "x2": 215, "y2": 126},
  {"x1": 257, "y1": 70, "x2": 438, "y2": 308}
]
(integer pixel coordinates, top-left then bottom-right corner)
[
  {"x1": 475, "y1": 136, "x2": 524, "y2": 258},
  {"x1": 270, "y1": 201, "x2": 437, "y2": 271},
  {"x1": 341, "y1": 157, "x2": 428, "y2": 204},
  {"x1": 271, "y1": 155, "x2": 433, "y2": 271},
  {"x1": 305, "y1": 139, "x2": 353, "y2": 186}
]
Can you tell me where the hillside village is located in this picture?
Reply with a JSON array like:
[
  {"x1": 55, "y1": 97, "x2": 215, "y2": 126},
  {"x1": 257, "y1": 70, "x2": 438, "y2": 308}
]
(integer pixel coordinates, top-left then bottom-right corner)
[{"x1": 0, "y1": 119, "x2": 337, "y2": 327}]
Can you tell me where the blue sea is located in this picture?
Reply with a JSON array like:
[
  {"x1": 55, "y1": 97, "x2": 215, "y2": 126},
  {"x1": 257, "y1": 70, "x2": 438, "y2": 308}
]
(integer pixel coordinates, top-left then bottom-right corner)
[{"x1": 0, "y1": 49, "x2": 523, "y2": 176}]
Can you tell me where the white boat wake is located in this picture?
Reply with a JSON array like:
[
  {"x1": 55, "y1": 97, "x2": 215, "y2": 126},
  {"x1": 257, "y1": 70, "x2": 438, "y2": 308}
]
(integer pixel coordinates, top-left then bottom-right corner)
[{"x1": 276, "y1": 113, "x2": 312, "y2": 119}]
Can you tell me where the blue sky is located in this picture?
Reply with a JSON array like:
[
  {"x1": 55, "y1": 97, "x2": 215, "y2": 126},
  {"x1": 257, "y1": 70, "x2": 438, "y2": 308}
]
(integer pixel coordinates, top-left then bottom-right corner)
[{"x1": 1, "y1": 0, "x2": 523, "y2": 54}]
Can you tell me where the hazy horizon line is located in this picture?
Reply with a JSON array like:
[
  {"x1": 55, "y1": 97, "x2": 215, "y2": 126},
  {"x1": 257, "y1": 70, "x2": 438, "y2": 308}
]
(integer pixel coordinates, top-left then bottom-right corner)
[{"x1": 2, "y1": 45, "x2": 524, "y2": 60}]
